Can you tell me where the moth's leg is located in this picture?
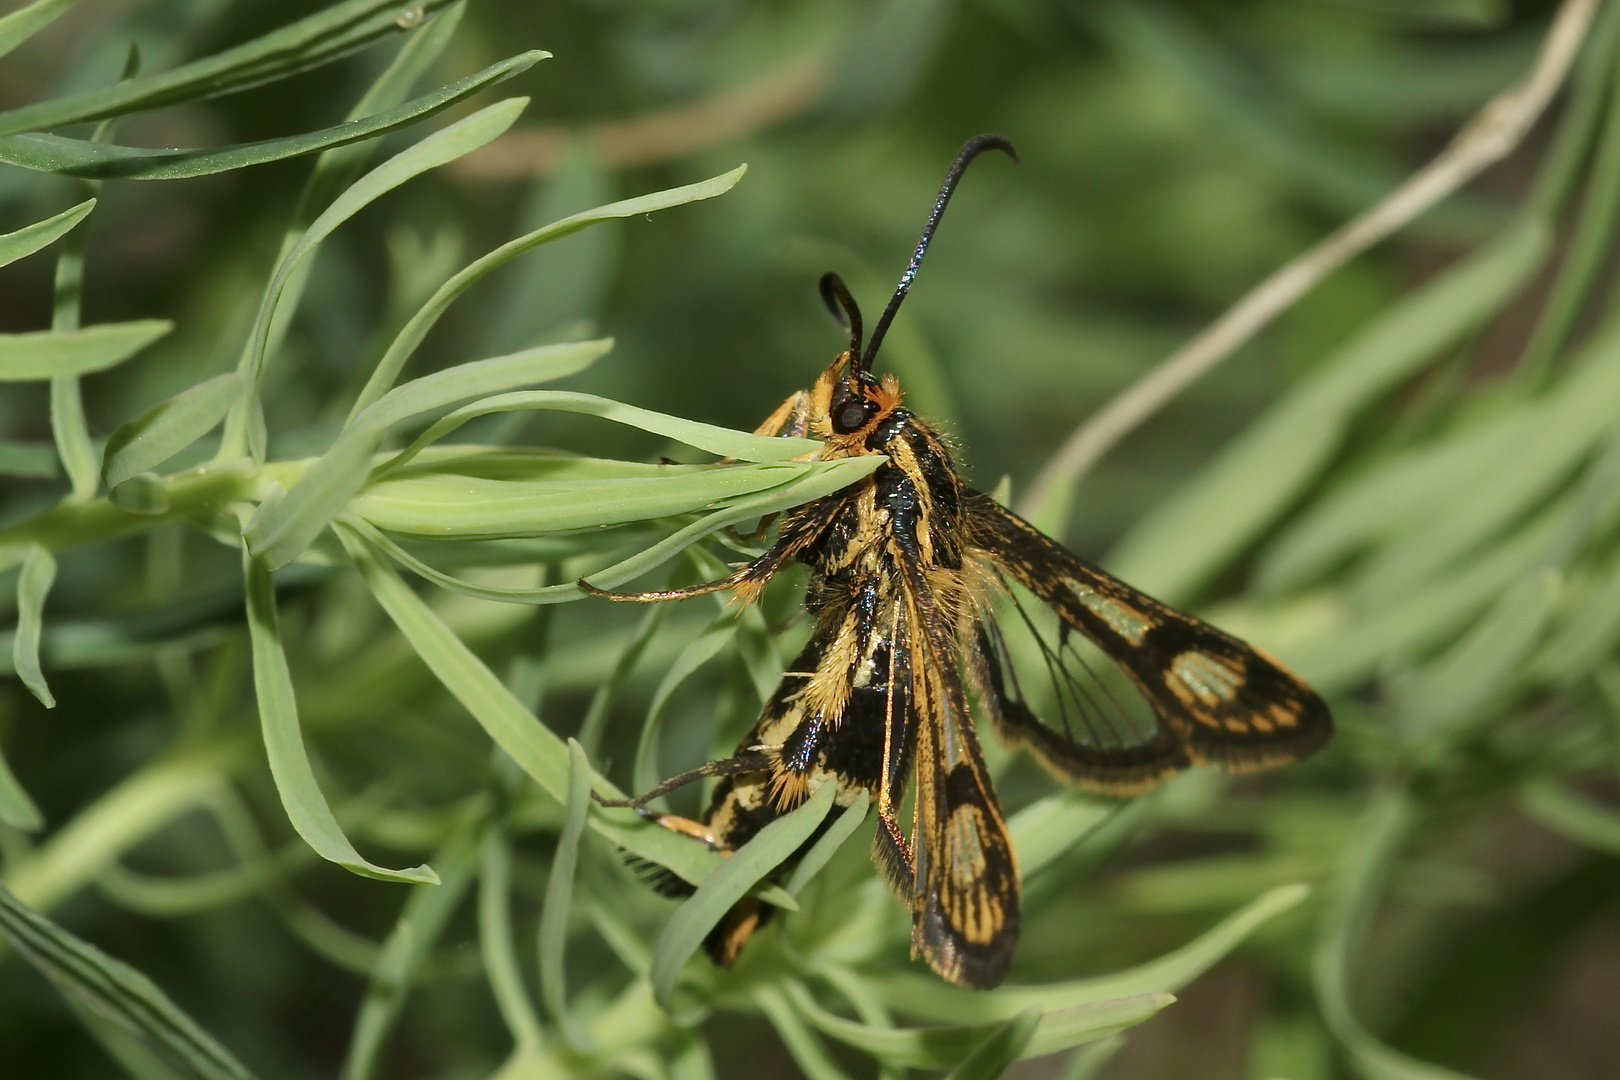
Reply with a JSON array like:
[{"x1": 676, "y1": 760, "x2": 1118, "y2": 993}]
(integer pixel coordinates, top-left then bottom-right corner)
[
  {"x1": 579, "y1": 539, "x2": 788, "y2": 604},
  {"x1": 592, "y1": 751, "x2": 769, "y2": 810},
  {"x1": 713, "y1": 392, "x2": 815, "y2": 470},
  {"x1": 754, "y1": 391, "x2": 813, "y2": 440},
  {"x1": 593, "y1": 752, "x2": 770, "y2": 849},
  {"x1": 582, "y1": 481, "x2": 845, "y2": 603},
  {"x1": 643, "y1": 812, "x2": 717, "y2": 846},
  {"x1": 726, "y1": 511, "x2": 780, "y2": 547}
]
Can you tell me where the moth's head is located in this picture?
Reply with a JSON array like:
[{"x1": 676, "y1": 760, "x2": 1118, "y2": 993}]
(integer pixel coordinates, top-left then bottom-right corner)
[
  {"x1": 809, "y1": 134, "x2": 1017, "y2": 440},
  {"x1": 815, "y1": 273, "x2": 898, "y2": 437}
]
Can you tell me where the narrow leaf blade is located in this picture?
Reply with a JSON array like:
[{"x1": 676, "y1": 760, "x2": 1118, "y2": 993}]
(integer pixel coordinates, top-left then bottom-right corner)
[
  {"x1": 0, "y1": 321, "x2": 172, "y2": 380},
  {"x1": 649, "y1": 782, "x2": 837, "y2": 1007},
  {"x1": 14, "y1": 543, "x2": 57, "y2": 708},
  {"x1": 103, "y1": 373, "x2": 242, "y2": 490},
  {"x1": 0, "y1": 53, "x2": 543, "y2": 181},
  {"x1": 0, "y1": 198, "x2": 94, "y2": 268},
  {"x1": 243, "y1": 549, "x2": 438, "y2": 884}
]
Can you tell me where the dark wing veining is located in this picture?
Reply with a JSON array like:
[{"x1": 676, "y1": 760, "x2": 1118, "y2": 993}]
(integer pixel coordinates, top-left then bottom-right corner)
[{"x1": 962, "y1": 490, "x2": 1331, "y2": 795}]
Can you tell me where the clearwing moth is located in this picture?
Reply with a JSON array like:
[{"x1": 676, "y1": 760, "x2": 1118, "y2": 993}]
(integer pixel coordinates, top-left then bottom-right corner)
[{"x1": 584, "y1": 135, "x2": 1331, "y2": 989}]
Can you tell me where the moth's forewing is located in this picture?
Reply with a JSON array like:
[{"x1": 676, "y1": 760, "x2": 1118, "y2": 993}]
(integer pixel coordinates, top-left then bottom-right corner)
[
  {"x1": 899, "y1": 550, "x2": 1020, "y2": 989},
  {"x1": 962, "y1": 491, "x2": 1332, "y2": 787}
]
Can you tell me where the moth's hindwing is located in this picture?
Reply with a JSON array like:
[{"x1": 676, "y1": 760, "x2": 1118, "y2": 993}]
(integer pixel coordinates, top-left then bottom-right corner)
[{"x1": 962, "y1": 490, "x2": 1332, "y2": 794}]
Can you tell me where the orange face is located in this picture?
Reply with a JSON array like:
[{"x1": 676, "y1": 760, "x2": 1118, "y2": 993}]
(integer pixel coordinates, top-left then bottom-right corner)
[{"x1": 804, "y1": 351, "x2": 906, "y2": 454}]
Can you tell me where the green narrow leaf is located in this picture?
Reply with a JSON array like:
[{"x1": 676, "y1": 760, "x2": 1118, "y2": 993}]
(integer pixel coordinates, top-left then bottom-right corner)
[
  {"x1": 246, "y1": 339, "x2": 612, "y2": 570},
  {"x1": 1287, "y1": 499, "x2": 1568, "y2": 692},
  {"x1": 538, "y1": 740, "x2": 593, "y2": 1050},
  {"x1": 484, "y1": 140, "x2": 616, "y2": 355},
  {"x1": 0, "y1": 440, "x2": 59, "y2": 477},
  {"x1": 1395, "y1": 568, "x2": 1562, "y2": 741},
  {"x1": 244, "y1": 434, "x2": 378, "y2": 571},
  {"x1": 352, "y1": 456, "x2": 885, "y2": 613},
  {"x1": 14, "y1": 543, "x2": 56, "y2": 708},
  {"x1": 785, "y1": 789, "x2": 870, "y2": 896},
  {"x1": 649, "y1": 782, "x2": 837, "y2": 1008},
  {"x1": 49, "y1": 373, "x2": 97, "y2": 502},
  {"x1": 0, "y1": 730, "x2": 43, "y2": 831},
  {"x1": 1345, "y1": 326, "x2": 1620, "y2": 609},
  {"x1": 754, "y1": 983, "x2": 857, "y2": 1080},
  {"x1": 1058, "y1": 1036, "x2": 1126, "y2": 1080},
  {"x1": 349, "y1": 165, "x2": 748, "y2": 417},
  {"x1": 1313, "y1": 787, "x2": 1474, "y2": 1080},
  {"x1": 356, "y1": 456, "x2": 882, "y2": 542},
  {"x1": 1519, "y1": 779, "x2": 1620, "y2": 855},
  {"x1": 335, "y1": 525, "x2": 724, "y2": 889},
  {"x1": 221, "y1": 95, "x2": 529, "y2": 461},
  {"x1": 102, "y1": 373, "x2": 241, "y2": 490},
  {"x1": 1006, "y1": 791, "x2": 1116, "y2": 881},
  {"x1": 97, "y1": 854, "x2": 301, "y2": 918},
  {"x1": 0, "y1": 882, "x2": 259, "y2": 1080},
  {"x1": 380, "y1": 388, "x2": 821, "y2": 474},
  {"x1": 0, "y1": 53, "x2": 543, "y2": 181},
  {"x1": 3, "y1": 756, "x2": 228, "y2": 913},
  {"x1": 0, "y1": 198, "x2": 94, "y2": 268},
  {"x1": 478, "y1": 823, "x2": 543, "y2": 1054},
  {"x1": 341, "y1": 826, "x2": 480, "y2": 1080},
  {"x1": 243, "y1": 549, "x2": 437, "y2": 884},
  {"x1": 0, "y1": 0, "x2": 79, "y2": 60},
  {"x1": 0, "y1": 321, "x2": 172, "y2": 380},
  {"x1": 943, "y1": 1008, "x2": 1042, "y2": 1080},
  {"x1": 1108, "y1": 217, "x2": 1551, "y2": 603},
  {"x1": 361, "y1": 338, "x2": 612, "y2": 430},
  {"x1": 786, "y1": 980, "x2": 1173, "y2": 1068},
  {"x1": 250, "y1": 0, "x2": 467, "y2": 417},
  {"x1": 1256, "y1": 409, "x2": 1531, "y2": 597},
  {"x1": 1533, "y1": 548, "x2": 1620, "y2": 682},
  {"x1": 65, "y1": 992, "x2": 199, "y2": 1080},
  {"x1": 634, "y1": 616, "x2": 739, "y2": 799},
  {"x1": 578, "y1": 602, "x2": 669, "y2": 753},
  {"x1": 49, "y1": 154, "x2": 99, "y2": 504},
  {"x1": 0, "y1": 0, "x2": 461, "y2": 137},
  {"x1": 873, "y1": 883, "x2": 1309, "y2": 1022}
]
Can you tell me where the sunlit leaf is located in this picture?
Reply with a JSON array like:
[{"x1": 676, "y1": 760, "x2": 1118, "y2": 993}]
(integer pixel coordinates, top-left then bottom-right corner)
[
  {"x1": 13, "y1": 543, "x2": 56, "y2": 708},
  {"x1": 786, "y1": 980, "x2": 1172, "y2": 1068},
  {"x1": 0, "y1": 198, "x2": 94, "y2": 268},
  {"x1": 537, "y1": 741, "x2": 593, "y2": 1050},
  {"x1": 0, "y1": 53, "x2": 542, "y2": 180},
  {"x1": 349, "y1": 166, "x2": 749, "y2": 417},
  {"x1": 942, "y1": 1008, "x2": 1041, "y2": 1080},
  {"x1": 103, "y1": 373, "x2": 241, "y2": 490},
  {"x1": 871, "y1": 884, "x2": 1308, "y2": 1023},
  {"x1": 243, "y1": 549, "x2": 438, "y2": 884},
  {"x1": 0, "y1": 0, "x2": 463, "y2": 137},
  {"x1": 245, "y1": 340, "x2": 609, "y2": 569},
  {"x1": 0, "y1": 321, "x2": 171, "y2": 380},
  {"x1": 221, "y1": 95, "x2": 528, "y2": 460}
]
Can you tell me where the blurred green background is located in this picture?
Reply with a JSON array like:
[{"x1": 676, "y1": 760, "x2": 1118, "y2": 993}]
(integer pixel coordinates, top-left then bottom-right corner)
[{"x1": 7, "y1": 1, "x2": 1620, "y2": 1078}]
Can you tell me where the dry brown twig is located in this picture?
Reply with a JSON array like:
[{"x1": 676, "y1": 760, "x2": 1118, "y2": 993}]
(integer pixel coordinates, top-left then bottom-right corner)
[
  {"x1": 1020, "y1": 0, "x2": 1603, "y2": 521},
  {"x1": 450, "y1": 52, "x2": 831, "y2": 180}
]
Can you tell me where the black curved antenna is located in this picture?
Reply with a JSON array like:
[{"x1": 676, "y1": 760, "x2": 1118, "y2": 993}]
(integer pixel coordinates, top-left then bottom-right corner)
[
  {"x1": 860, "y1": 134, "x2": 1018, "y2": 373},
  {"x1": 819, "y1": 272, "x2": 864, "y2": 365}
]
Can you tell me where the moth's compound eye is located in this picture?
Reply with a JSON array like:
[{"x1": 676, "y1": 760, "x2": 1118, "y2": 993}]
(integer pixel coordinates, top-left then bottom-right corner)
[{"x1": 832, "y1": 398, "x2": 872, "y2": 434}]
